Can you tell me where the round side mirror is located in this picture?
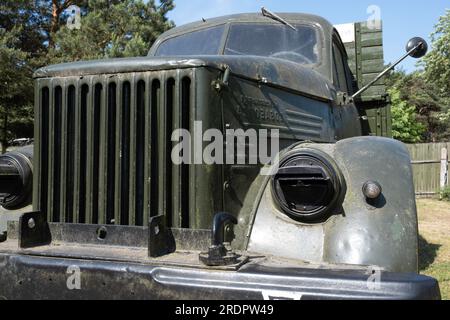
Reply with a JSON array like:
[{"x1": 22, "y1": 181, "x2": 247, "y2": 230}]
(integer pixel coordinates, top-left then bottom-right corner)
[{"x1": 406, "y1": 37, "x2": 428, "y2": 58}]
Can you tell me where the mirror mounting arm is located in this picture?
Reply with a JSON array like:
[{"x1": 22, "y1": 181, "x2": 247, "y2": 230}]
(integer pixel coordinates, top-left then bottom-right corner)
[{"x1": 352, "y1": 41, "x2": 425, "y2": 99}]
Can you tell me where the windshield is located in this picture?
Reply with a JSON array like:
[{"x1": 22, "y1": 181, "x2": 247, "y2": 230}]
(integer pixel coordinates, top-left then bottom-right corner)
[
  {"x1": 225, "y1": 24, "x2": 320, "y2": 65},
  {"x1": 153, "y1": 23, "x2": 321, "y2": 65},
  {"x1": 155, "y1": 25, "x2": 226, "y2": 56}
]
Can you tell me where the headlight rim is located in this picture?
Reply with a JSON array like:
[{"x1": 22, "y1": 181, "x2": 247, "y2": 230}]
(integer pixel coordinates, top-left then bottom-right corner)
[{"x1": 271, "y1": 147, "x2": 346, "y2": 223}]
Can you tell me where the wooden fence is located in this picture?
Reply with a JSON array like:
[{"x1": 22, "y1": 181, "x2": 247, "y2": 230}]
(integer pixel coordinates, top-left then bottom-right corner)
[{"x1": 406, "y1": 143, "x2": 450, "y2": 197}]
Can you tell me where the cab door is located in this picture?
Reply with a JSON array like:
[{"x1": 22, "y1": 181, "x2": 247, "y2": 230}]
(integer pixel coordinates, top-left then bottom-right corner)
[{"x1": 331, "y1": 34, "x2": 362, "y2": 139}]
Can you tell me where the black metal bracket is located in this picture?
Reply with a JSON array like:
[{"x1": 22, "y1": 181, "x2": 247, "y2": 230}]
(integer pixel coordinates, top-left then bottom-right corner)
[
  {"x1": 18, "y1": 212, "x2": 51, "y2": 248},
  {"x1": 148, "y1": 215, "x2": 175, "y2": 258},
  {"x1": 199, "y1": 213, "x2": 239, "y2": 266}
]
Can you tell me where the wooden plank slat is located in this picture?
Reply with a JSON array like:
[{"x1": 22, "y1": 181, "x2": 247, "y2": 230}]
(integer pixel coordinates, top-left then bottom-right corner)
[
  {"x1": 361, "y1": 46, "x2": 384, "y2": 61},
  {"x1": 406, "y1": 143, "x2": 450, "y2": 197},
  {"x1": 362, "y1": 59, "x2": 385, "y2": 74},
  {"x1": 360, "y1": 32, "x2": 383, "y2": 47}
]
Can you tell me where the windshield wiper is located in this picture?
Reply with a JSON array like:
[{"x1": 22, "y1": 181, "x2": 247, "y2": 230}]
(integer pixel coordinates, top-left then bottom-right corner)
[{"x1": 261, "y1": 7, "x2": 297, "y2": 31}]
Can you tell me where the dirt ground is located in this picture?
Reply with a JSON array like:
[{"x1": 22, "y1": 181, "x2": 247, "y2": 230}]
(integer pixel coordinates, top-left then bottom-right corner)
[{"x1": 417, "y1": 199, "x2": 450, "y2": 300}]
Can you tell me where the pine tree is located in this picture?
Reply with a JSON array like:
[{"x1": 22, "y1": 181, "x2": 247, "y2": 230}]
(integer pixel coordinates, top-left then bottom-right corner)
[
  {"x1": 0, "y1": 27, "x2": 34, "y2": 153},
  {"x1": 49, "y1": 0, "x2": 174, "y2": 62},
  {"x1": 0, "y1": 0, "x2": 175, "y2": 152}
]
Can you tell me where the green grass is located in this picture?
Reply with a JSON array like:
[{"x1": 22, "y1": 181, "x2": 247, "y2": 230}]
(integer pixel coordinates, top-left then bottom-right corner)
[
  {"x1": 421, "y1": 263, "x2": 450, "y2": 299},
  {"x1": 417, "y1": 199, "x2": 450, "y2": 300}
]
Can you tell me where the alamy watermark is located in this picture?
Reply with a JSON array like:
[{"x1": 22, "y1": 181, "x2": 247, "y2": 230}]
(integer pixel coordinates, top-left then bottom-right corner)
[
  {"x1": 66, "y1": 265, "x2": 81, "y2": 290},
  {"x1": 171, "y1": 121, "x2": 280, "y2": 174},
  {"x1": 367, "y1": 5, "x2": 382, "y2": 30},
  {"x1": 66, "y1": 5, "x2": 81, "y2": 30}
]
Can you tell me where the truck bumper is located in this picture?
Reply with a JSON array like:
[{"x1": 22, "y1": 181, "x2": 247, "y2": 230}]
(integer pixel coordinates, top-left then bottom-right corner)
[{"x1": 0, "y1": 252, "x2": 441, "y2": 300}]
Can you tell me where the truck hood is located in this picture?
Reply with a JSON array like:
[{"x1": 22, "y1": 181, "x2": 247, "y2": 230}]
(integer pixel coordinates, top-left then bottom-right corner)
[{"x1": 34, "y1": 55, "x2": 334, "y2": 101}]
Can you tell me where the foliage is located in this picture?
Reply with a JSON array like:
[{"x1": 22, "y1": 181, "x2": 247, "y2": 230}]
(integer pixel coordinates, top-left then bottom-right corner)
[
  {"x1": 386, "y1": 69, "x2": 450, "y2": 142},
  {"x1": 49, "y1": 0, "x2": 174, "y2": 62},
  {"x1": 0, "y1": 27, "x2": 34, "y2": 152},
  {"x1": 423, "y1": 9, "x2": 450, "y2": 99},
  {"x1": 384, "y1": 10, "x2": 450, "y2": 143},
  {"x1": 440, "y1": 186, "x2": 450, "y2": 201},
  {"x1": 388, "y1": 86, "x2": 426, "y2": 143}
]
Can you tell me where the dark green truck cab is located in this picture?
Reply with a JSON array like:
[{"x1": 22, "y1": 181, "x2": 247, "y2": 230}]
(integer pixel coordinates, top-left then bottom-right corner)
[{"x1": 0, "y1": 12, "x2": 440, "y2": 300}]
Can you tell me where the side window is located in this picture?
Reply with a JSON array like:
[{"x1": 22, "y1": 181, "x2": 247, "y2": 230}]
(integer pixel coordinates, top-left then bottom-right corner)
[{"x1": 332, "y1": 41, "x2": 349, "y2": 93}]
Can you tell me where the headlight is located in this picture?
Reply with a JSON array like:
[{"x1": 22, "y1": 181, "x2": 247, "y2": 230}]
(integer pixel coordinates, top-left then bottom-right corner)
[
  {"x1": 0, "y1": 148, "x2": 33, "y2": 210},
  {"x1": 271, "y1": 149, "x2": 345, "y2": 223}
]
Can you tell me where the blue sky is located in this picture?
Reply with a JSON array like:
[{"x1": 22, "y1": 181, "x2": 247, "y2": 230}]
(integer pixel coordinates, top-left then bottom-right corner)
[{"x1": 167, "y1": 0, "x2": 448, "y2": 73}]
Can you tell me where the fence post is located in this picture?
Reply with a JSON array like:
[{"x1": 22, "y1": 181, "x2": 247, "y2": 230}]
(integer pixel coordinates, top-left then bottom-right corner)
[{"x1": 440, "y1": 147, "x2": 448, "y2": 199}]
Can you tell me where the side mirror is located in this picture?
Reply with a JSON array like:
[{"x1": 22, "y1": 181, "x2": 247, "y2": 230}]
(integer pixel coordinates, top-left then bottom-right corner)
[
  {"x1": 352, "y1": 36, "x2": 429, "y2": 99},
  {"x1": 406, "y1": 37, "x2": 428, "y2": 58}
]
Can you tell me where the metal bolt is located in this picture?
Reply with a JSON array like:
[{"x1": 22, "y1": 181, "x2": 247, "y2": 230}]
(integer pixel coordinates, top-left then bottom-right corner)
[
  {"x1": 213, "y1": 81, "x2": 222, "y2": 91},
  {"x1": 28, "y1": 218, "x2": 36, "y2": 229},
  {"x1": 362, "y1": 181, "x2": 382, "y2": 199}
]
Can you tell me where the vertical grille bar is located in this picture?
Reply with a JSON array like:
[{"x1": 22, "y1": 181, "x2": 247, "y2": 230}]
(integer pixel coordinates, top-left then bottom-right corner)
[
  {"x1": 171, "y1": 72, "x2": 182, "y2": 228},
  {"x1": 159, "y1": 77, "x2": 175, "y2": 227},
  {"x1": 157, "y1": 75, "x2": 166, "y2": 223},
  {"x1": 51, "y1": 85, "x2": 62, "y2": 223},
  {"x1": 128, "y1": 76, "x2": 137, "y2": 226},
  {"x1": 98, "y1": 79, "x2": 111, "y2": 224},
  {"x1": 149, "y1": 79, "x2": 160, "y2": 220},
  {"x1": 113, "y1": 81, "x2": 123, "y2": 224},
  {"x1": 63, "y1": 85, "x2": 76, "y2": 223},
  {"x1": 58, "y1": 84, "x2": 68, "y2": 223},
  {"x1": 142, "y1": 75, "x2": 153, "y2": 226},
  {"x1": 45, "y1": 84, "x2": 54, "y2": 222},
  {"x1": 92, "y1": 83, "x2": 103, "y2": 224},
  {"x1": 33, "y1": 84, "x2": 41, "y2": 212},
  {"x1": 34, "y1": 85, "x2": 49, "y2": 214},
  {"x1": 85, "y1": 80, "x2": 95, "y2": 224},
  {"x1": 72, "y1": 83, "x2": 82, "y2": 223},
  {"x1": 188, "y1": 73, "x2": 197, "y2": 228}
]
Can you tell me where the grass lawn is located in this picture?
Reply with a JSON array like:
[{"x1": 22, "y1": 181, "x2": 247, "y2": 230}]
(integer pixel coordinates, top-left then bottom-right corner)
[{"x1": 417, "y1": 199, "x2": 450, "y2": 300}]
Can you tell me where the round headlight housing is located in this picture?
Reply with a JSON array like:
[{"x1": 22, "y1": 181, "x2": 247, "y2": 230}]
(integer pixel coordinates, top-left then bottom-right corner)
[
  {"x1": 0, "y1": 149, "x2": 33, "y2": 210},
  {"x1": 271, "y1": 149, "x2": 345, "y2": 223}
]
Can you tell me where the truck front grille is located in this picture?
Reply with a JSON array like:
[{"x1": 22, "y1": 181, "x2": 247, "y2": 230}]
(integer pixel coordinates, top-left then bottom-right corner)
[{"x1": 34, "y1": 70, "x2": 194, "y2": 227}]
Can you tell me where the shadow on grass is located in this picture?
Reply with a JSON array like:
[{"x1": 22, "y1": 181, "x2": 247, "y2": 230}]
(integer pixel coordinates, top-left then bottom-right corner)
[{"x1": 419, "y1": 234, "x2": 441, "y2": 271}]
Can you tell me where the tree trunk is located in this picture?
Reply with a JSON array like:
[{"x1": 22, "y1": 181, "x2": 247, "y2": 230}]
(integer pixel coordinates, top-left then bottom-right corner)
[
  {"x1": 49, "y1": 0, "x2": 75, "y2": 48},
  {"x1": 49, "y1": 0, "x2": 59, "y2": 48}
]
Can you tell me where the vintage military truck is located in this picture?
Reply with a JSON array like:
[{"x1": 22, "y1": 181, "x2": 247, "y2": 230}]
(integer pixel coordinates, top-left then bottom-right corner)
[{"x1": 0, "y1": 11, "x2": 441, "y2": 299}]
